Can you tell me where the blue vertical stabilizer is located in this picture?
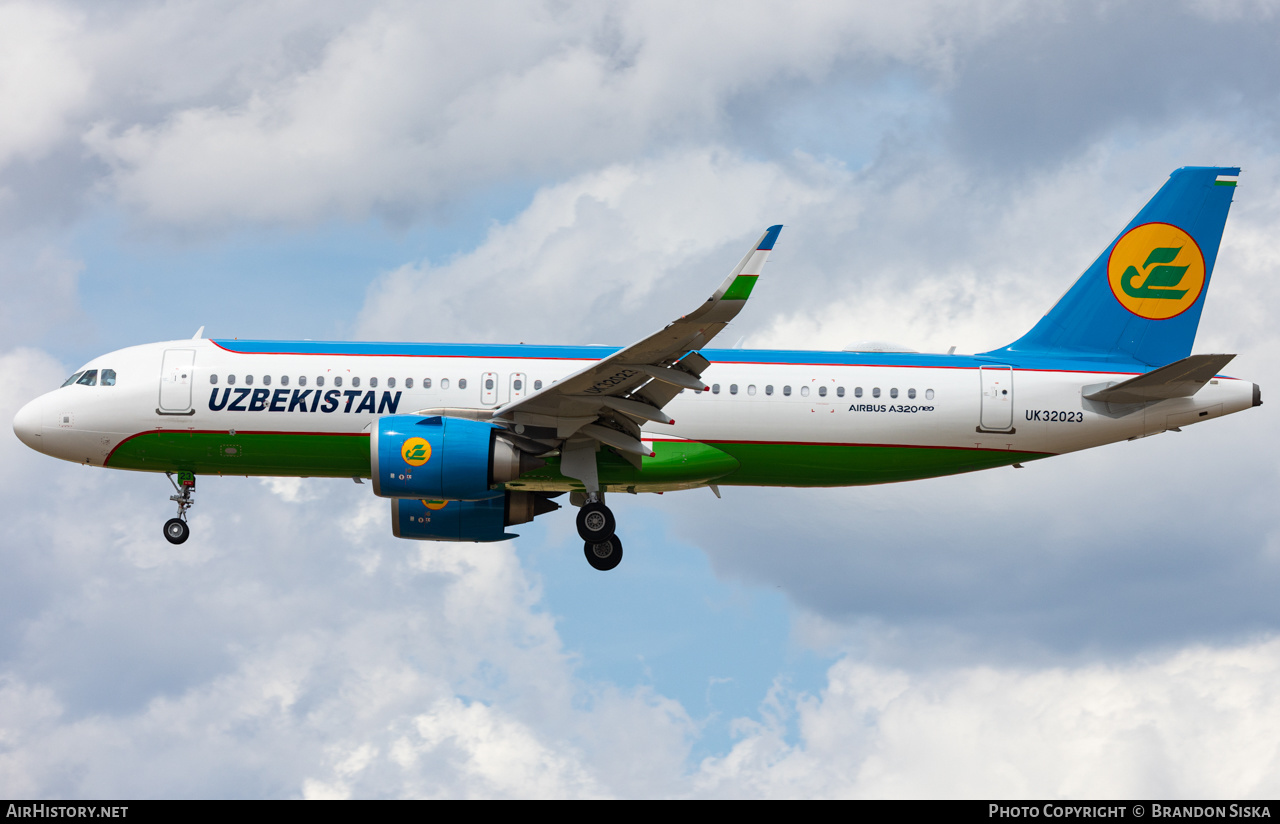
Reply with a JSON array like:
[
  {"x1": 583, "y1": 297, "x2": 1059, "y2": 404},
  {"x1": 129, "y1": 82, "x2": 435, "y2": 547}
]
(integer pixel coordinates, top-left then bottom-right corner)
[{"x1": 984, "y1": 167, "x2": 1239, "y2": 367}]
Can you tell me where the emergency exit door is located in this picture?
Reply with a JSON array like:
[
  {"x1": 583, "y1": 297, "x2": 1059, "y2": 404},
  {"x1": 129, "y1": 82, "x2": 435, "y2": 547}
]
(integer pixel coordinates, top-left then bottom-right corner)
[{"x1": 481, "y1": 371, "x2": 499, "y2": 406}]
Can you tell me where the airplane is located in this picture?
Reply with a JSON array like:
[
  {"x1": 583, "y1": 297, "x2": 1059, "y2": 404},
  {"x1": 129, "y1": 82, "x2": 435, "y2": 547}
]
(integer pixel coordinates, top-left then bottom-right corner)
[{"x1": 11, "y1": 166, "x2": 1261, "y2": 571}]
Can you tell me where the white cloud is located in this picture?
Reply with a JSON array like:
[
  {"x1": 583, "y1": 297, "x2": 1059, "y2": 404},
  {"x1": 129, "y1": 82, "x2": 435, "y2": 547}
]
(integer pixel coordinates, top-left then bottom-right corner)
[
  {"x1": 692, "y1": 638, "x2": 1280, "y2": 798},
  {"x1": 79, "y1": 1, "x2": 1025, "y2": 227},
  {"x1": 0, "y1": 245, "x2": 86, "y2": 350},
  {"x1": 355, "y1": 148, "x2": 844, "y2": 344},
  {"x1": 0, "y1": 2, "x2": 89, "y2": 167}
]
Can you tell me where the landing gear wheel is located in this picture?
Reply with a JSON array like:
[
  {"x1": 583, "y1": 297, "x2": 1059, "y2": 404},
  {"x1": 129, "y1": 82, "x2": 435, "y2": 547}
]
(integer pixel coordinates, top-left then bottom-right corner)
[
  {"x1": 576, "y1": 501, "x2": 616, "y2": 542},
  {"x1": 163, "y1": 518, "x2": 190, "y2": 545},
  {"x1": 584, "y1": 535, "x2": 623, "y2": 571},
  {"x1": 163, "y1": 471, "x2": 196, "y2": 545}
]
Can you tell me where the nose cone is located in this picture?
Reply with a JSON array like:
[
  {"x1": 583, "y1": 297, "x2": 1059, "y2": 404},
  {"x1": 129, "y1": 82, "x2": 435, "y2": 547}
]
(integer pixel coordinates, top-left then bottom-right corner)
[{"x1": 12, "y1": 397, "x2": 43, "y2": 451}]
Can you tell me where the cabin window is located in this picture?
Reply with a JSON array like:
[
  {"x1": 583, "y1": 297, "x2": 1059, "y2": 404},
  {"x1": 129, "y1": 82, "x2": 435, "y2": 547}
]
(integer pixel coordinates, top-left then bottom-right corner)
[
  {"x1": 765, "y1": 385, "x2": 774, "y2": 396},
  {"x1": 747, "y1": 385, "x2": 757, "y2": 396},
  {"x1": 263, "y1": 375, "x2": 272, "y2": 386},
  {"x1": 385, "y1": 377, "x2": 394, "y2": 388},
  {"x1": 315, "y1": 376, "x2": 324, "y2": 387},
  {"x1": 513, "y1": 379, "x2": 522, "y2": 392},
  {"x1": 459, "y1": 378, "x2": 467, "y2": 390},
  {"x1": 334, "y1": 376, "x2": 342, "y2": 387},
  {"x1": 854, "y1": 387, "x2": 862, "y2": 398},
  {"x1": 872, "y1": 387, "x2": 881, "y2": 398},
  {"x1": 76, "y1": 370, "x2": 98, "y2": 386},
  {"x1": 280, "y1": 375, "x2": 289, "y2": 387},
  {"x1": 818, "y1": 386, "x2": 827, "y2": 397},
  {"x1": 209, "y1": 374, "x2": 218, "y2": 385},
  {"x1": 729, "y1": 384, "x2": 738, "y2": 395},
  {"x1": 402, "y1": 378, "x2": 411, "y2": 389},
  {"x1": 244, "y1": 375, "x2": 254, "y2": 386},
  {"x1": 711, "y1": 384, "x2": 720, "y2": 394},
  {"x1": 299, "y1": 376, "x2": 307, "y2": 387},
  {"x1": 800, "y1": 385, "x2": 810, "y2": 397},
  {"x1": 925, "y1": 389, "x2": 935, "y2": 400},
  {"x1": 424, "y1": 378, "x2": 432, "y2": 389},
  {"x1": 484, "y1": 378, "x2": 494, "y2": 390},
  {"x1": 227, "y1": 374, "x2": 236, "y2": 386},
  {"x1": 783, "y1": 385, "x2": 791, "y2": 396},
  {"x1": 890, "y1": 388, "x2": 898, "y2": 399},
  {"x1": 908, "y1": 388, "x2": 916, "y2": 399},
  {"x1": 534, "y1": 380, "x2": 542, "y2": 391},
  {"x1": 836, "y1": 387, "x2": 845, "y2": 398},
  {"x1": 441, "y1": 378, "x2": 450, "y2": 390},
  {"x1": 370, "y1": 377, "x2": 378, "y2": 388},
  {"x1": 352, "y1": 377, "x2": 360, "y2": 388}
]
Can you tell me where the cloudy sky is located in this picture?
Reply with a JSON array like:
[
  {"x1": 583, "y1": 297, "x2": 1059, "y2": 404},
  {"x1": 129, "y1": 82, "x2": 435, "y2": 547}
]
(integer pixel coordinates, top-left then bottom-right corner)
[{"x1": 3, "y1": 0, "x2": 1280, "y2": 798}]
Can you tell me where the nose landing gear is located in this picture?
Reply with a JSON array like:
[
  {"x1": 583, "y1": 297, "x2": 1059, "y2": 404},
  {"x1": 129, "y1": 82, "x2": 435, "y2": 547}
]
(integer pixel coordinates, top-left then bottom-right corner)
[{"x1": 163, "y1": 471, "x2": 195, "y2": 545}]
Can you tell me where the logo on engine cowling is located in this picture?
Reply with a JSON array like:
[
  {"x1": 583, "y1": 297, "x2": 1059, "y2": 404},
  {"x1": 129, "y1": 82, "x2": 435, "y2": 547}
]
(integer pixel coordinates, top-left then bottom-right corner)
[{"x1": 401, "y1": 437, "x2": 432, "y2": 467}]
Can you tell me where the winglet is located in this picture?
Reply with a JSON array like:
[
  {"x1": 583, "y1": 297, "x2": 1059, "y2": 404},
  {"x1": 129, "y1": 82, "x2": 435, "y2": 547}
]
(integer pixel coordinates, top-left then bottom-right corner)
[{"x1": 717, "y1": 224, "x2": 782, "y2": 303}]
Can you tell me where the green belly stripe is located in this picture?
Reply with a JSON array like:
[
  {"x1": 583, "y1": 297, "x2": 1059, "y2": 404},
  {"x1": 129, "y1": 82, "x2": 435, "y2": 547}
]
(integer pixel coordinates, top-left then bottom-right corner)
[
  {"x1": 105, "y1": 431, "x2": 1045, "y2": 489},
  {"x1": 514, "y1": 439, "x2": 741, "y2": 492},
  {"x1": 107, "y1": 431, "x2": 371, "y2": 477},
  {"x1": 712, "y1": 442, "x2": 1047, "y2": 486}
]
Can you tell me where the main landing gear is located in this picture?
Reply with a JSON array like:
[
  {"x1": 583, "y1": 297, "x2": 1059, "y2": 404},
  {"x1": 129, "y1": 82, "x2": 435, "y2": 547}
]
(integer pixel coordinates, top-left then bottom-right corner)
[
  {"x1": 577, "y1": 495, "x2": 623, "y2": 571},
  {"x1": 163, "y1": 471, "x2": 195, "y2": 545}
]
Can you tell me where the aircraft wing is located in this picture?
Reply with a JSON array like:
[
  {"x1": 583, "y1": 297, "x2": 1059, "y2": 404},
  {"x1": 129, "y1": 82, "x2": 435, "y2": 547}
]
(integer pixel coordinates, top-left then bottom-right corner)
[{"x1": 494, "y1": 225, "x2": 781, "y2": 459}]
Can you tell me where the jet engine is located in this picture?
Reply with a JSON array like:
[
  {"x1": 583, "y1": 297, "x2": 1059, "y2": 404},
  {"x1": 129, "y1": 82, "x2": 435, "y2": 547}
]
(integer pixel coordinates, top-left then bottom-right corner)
[
  {"x1": 371, "y1": 415, "x2": 541, "y2": 501},
  {"x1": 391, "y1": 492, "x2": 561, "y2": 542}
]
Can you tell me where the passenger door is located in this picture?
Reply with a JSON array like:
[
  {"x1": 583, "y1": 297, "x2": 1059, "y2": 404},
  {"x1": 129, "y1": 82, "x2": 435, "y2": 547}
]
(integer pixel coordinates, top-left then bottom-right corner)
[{"x1": 159, "y1": 349, "x2": 196, "y2": 413}]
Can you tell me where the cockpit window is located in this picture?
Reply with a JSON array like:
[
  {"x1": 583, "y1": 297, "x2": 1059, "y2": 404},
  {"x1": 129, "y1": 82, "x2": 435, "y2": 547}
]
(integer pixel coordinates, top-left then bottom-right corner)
[
  {"x1": 61, "y1": 371, "x2": 85, "y2": 388},
  {"x1": 101, "y1": 369, "x2": 117, "y2": 386},
  {"x1": 76, "y1": 370, "x2": 98, "y2": 386}
]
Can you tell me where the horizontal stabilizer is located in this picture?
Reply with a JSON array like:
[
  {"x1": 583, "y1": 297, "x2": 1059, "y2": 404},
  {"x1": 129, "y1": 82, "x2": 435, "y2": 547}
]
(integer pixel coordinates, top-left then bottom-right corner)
[{"x1": 1083, "y1": 354, "x2": 1235, "y2": 404}]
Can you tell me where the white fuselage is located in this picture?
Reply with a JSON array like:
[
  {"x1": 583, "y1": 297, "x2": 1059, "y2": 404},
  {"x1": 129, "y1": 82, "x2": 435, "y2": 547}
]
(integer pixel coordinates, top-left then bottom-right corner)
[{"x1": 12, "y1": 339, "x2": 1256, "y2": 482}]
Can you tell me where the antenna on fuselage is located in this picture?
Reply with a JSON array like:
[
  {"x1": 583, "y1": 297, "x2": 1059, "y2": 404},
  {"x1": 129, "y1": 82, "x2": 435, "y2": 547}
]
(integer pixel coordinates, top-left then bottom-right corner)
[{"x1": 192, "y1": 326, "x2": 205, "y2": 339}]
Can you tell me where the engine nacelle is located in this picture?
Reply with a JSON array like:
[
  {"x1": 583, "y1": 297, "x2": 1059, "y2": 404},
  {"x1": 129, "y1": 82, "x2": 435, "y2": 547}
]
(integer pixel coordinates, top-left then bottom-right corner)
[
  {"x1": 371, "y1": 415, "x2": 538, "y2": 501},
  {"x1": 391, "y1": 492, "x2": 561, "y2": 542}
]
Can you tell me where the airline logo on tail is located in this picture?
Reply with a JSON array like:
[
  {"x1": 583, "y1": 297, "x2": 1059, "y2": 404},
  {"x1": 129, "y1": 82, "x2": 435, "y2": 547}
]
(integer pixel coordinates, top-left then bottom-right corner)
[
  {"x1": 401, "y1": 438, "x2": 432, "y2": 467},
  {"x1": 1108, "y1": 222, "x2": 1206, "y2": 320}
]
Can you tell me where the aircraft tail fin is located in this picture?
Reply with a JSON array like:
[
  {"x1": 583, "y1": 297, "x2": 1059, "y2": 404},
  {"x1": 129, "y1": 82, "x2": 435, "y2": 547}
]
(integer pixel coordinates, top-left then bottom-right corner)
[{"x1": 984, "y1": 167, "x2": 1239, "y2": 366}]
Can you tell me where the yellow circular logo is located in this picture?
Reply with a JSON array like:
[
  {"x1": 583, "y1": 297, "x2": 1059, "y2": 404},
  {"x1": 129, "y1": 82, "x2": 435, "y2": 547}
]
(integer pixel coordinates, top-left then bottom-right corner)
[
  {"x1": 401, "y1": 437, "x2": 432, "y2": 467},
  {"x1": 1107, "y1": 222, "x2": 1205, "y2": 320},
  {"x1": 421, "y1": 499, "x2": 449, "y2": 510}
]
